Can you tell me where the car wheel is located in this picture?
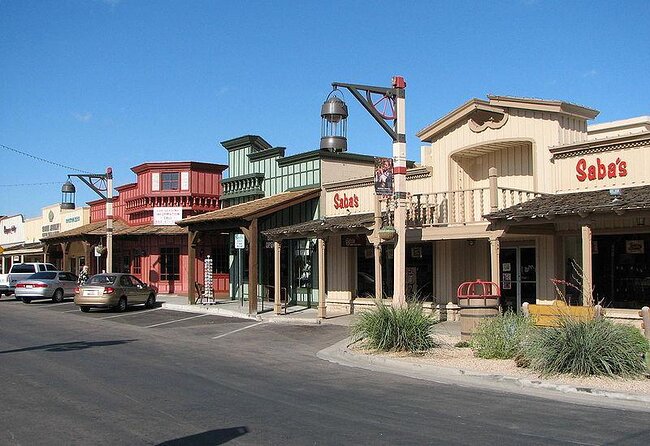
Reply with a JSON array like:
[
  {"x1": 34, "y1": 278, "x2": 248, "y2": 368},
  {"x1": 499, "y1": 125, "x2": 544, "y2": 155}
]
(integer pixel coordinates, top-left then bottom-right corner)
[
  {"x1": 52, "y1": 289, "x2": 64, "y2": 303},
  {"x1": 145, "y1": 294, "x2": 156, "y2": 309},
  {"x1": 115, "y1": 297, "x2": 127, "y2": 312},
  {"x1": 79, "y1": 306, "x2": 90, "y2": 313},
  {"x1": 22, "y1": 297, "x2": 31, "y2": 304},
  {"x1": 14, "y1": 295, "x2": 21, "y2": 301}
]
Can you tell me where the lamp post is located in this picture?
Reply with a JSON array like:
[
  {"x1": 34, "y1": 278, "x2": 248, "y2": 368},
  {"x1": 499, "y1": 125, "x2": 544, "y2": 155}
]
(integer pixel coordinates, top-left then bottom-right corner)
[
  {"x1": 61, "y1": 167, "x2": 114, "y2": 273},
  {"x1": 321, "y1": 76, "x2": 407, "y2": 307}
]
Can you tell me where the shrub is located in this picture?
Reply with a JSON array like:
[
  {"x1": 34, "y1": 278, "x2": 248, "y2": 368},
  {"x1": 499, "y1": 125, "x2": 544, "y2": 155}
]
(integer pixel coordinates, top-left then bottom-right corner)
[
  {"x1": 351, "y1": 302, "x2": 438, "y2": 352},
  {"x1": 471, "y1": 311, "x2": 534, "y2": 359},
  {"x1": 522, "y1": 316, "x2": 650, "y2": 377}
]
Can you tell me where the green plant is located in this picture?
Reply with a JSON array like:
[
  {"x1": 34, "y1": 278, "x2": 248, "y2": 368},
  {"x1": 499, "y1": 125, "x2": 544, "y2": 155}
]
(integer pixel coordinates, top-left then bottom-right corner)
[
  {"x1": 454, "y1": 341, "x2": 471, "y2": 348},
  {"x1": 350, "y1": 302, "x2": 438, "y2": 352},
  {"x1": 471, "y1": 311, "x2": 534, "y2": 359},
  {"x1": 522, "y1": 316, "x2": 650, "y2": 377}
]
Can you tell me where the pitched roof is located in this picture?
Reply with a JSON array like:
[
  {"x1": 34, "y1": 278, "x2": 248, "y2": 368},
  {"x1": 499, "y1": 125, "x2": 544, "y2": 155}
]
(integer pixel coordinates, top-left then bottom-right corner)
[
  {"x1": 485, "y1": 185, "x2": 650, "y2": 222},
  {"x1": 262, "y1": 213, "x2": 375, "y2": 239},
  {"x1": 177, "y1": 188, "x2": 321, "y2": 227},
  {"x1": 41, "y1": 220, "x2": 186, "y2": 242}
]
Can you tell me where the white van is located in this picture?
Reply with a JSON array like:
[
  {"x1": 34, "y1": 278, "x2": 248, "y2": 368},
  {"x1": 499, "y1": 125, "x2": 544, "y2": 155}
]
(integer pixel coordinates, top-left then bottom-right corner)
[{"x1": 0, "y1": 263, "x2": 58, "y2": 298}]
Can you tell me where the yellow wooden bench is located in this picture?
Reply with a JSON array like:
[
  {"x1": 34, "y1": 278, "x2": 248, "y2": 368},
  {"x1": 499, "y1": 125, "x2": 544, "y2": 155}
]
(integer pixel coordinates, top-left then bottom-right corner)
[{"x1": 522, "y1": 300, "x2": 602, "y2": 327}]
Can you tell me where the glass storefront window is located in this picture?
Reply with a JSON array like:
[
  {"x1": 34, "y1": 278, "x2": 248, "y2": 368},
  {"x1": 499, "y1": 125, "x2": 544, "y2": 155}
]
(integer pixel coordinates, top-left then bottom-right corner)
[{"x1": 294, "y1": 239, "x2": 315, "y2": 289}]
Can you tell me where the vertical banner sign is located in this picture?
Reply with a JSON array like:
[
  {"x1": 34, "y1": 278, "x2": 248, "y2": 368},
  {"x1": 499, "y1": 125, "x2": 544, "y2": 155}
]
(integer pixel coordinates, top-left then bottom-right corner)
[
  {"x1": 203, "y1": 255, "x2": 214, "y2": 303},
  {"x1": 374, "y1": 157, "x2": 394, "y2": 195}
]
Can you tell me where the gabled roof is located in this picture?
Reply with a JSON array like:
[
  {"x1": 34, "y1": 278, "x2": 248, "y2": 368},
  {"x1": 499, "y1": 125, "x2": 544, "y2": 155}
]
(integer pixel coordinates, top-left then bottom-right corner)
[
  {"x1": 177, "y1": 188, "x2": 321, "y2": 227},
  {"x1": 417, "y1": 95, "x2": 599, "y2": 142}
]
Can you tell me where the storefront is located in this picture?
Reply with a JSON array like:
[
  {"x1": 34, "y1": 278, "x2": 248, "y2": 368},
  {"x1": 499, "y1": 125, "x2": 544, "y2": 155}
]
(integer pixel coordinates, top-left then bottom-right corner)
[
  {"x1": 179, "y1": 134, "x2": 378, "y2": 313},
  {"x1": 42, "y1": 161, "x2": 227, "y2": 293}
]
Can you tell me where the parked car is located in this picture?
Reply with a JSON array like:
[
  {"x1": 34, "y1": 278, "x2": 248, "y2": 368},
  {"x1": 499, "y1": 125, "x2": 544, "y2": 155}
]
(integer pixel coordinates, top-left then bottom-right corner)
[
  {"x1": 0, "y1": 263, "x2": 58, "y2": 298},
  {"x1": 15, "y1": 271, "x2": 78, "y2": 303},
  {"x1": 74, "y1": 273, "x2": 157, "y2": 313}
]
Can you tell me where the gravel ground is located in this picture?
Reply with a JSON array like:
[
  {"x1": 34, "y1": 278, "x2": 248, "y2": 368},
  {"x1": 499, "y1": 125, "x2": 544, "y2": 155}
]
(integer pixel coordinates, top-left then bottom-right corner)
[{"x1": 354, "y1": 333, "x2": 650, "y2": 396}]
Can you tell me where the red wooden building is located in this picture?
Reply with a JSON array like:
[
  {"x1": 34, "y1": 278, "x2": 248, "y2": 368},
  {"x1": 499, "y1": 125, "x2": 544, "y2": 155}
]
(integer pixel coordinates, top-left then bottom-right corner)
[{"x1": 43, "y1": 161, "x2": 229, "y2": 295}]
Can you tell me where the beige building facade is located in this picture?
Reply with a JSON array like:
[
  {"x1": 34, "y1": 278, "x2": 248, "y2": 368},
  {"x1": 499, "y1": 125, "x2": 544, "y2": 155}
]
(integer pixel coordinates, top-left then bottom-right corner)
[{"x1": 297, "y1": 96, "x2": 649, "y2": 321}]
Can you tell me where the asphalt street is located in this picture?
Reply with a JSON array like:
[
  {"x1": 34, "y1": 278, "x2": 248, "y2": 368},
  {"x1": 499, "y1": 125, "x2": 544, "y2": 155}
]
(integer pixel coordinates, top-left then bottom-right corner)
[{"x1": 1, "y1": 296, "x2": 649, "y2": 445}]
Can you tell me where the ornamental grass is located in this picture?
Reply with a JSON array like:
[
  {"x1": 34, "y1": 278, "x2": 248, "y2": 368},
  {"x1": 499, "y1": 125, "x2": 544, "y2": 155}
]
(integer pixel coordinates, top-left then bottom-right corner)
[
  {"x1": 522, "y1": 316, "x2": 650, "y2": 378},
  {"x1": 470, "y1": 311, "x2": 534, "y2": 359},
  {"x1": 351, "y1": 301, "x2": 438, "y2": 353}
]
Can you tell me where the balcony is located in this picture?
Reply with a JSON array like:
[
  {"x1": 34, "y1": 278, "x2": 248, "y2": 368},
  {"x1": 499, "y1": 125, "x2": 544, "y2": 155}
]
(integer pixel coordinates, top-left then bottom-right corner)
[
  {"x1": 221, "y1": 173, "x2": 265, "y2": 200},
  {"x1": 382, "y1": 186, "x2": 543, "y2": 228}
]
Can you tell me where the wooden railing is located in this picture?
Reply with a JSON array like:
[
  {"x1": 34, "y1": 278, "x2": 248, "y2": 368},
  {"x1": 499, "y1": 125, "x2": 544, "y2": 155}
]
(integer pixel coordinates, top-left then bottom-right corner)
[{"x1": 382, "y1": 186, "x2": 542, "y2": 228}]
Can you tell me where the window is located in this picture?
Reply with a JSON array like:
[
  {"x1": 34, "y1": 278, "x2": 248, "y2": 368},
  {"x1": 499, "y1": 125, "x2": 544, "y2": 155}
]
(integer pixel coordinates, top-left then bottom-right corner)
[
  {"x1": 161, "y1": 172, "x2": 180, "y2": 191},
  {"x1": 31, "y1": 272, "x2": 57, "y2": 280},
  {"x1": 120, "y1": 275, "x2": 134, "y2": 287},
  {"x1": 11, "y1": 264, "x2": 36, "y2": 274},
  {"x1": 160, "y1": 247, "x2": 180, "y2": 281},
  {"x1": 132, "y1": 255, "x2": 142, "y2": 275}
]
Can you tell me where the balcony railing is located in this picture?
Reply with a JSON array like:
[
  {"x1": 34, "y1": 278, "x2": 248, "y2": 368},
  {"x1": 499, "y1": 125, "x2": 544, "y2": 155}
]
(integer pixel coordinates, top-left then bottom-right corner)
[
  {"x1": 221, "y1": 173, "x2": 265, "y2": 199},
  {"x1": 382, "y1": 187, "x2": 543, "y2": 228}
]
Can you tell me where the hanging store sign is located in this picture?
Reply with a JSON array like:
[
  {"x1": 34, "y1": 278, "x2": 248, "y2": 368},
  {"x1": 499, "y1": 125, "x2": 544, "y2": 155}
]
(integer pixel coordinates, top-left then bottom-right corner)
[
  {"x1": 153, "y1": 207, "x2": 183, "y2": 226},
  {"x1": 341, "y1": 234, "x2": 366, "y2": 247}
]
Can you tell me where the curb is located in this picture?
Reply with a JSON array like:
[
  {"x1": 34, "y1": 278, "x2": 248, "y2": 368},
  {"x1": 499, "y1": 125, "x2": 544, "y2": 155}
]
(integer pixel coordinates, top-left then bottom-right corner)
[
  {"x1": 317, "y1": 338, "x2": 650, "y2": 408},
  {"x1": 161, "y1": 302, "x2": 261, "y2": 321}
]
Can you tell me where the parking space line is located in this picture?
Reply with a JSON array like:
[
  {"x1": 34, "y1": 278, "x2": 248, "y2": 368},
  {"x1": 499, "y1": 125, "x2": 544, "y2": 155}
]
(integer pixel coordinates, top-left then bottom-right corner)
[
  {"x1": 145, "y1": 313, "x2": 208, "y2": 328},
  {"x1": 39, "y1": 301, "x2": 76, "y2": 307},
  {"x1": 64, "y1": 309, "x2": 80, "y2": 313},
  {"x1": 100, "y1": 307, "x2": 162, "y2": 320},
  {"x1": 212, "y1": 322, "x2": 264, "y2": 340}
]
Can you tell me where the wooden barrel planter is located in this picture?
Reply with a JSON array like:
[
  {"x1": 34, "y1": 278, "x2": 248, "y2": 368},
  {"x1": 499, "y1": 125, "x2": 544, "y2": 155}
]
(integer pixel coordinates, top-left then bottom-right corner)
[{"x1": 457, "y1": 279, "x2": 501, "y2": 341}]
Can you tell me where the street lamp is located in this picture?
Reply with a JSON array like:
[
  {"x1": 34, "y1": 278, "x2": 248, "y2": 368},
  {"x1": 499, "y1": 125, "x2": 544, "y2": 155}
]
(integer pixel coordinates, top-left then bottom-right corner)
[
  {"x1": 60, "y1": 167, "x2": 114, "y2": 273},
  {"x1": 321, "y1": 76, "x2": 407, "y2": 307}
]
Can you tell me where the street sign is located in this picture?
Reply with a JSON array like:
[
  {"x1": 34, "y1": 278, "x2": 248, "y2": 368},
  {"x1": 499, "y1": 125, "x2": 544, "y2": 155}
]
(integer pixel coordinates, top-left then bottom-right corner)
[{"x1": 235, "y1": 234, "x2": 245, "y2": 249}]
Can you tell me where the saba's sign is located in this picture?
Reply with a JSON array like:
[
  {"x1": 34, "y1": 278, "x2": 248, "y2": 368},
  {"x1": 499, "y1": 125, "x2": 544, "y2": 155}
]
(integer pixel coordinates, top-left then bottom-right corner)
[{"x1": 575, "y1": 157, "x2": 627, "y2": 182}]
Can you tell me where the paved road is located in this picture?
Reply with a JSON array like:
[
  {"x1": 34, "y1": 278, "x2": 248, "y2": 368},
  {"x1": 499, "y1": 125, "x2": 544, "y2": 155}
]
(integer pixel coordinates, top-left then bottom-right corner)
[{"x1": 1, "y1": 296, "x2": 648, "y2": 445}]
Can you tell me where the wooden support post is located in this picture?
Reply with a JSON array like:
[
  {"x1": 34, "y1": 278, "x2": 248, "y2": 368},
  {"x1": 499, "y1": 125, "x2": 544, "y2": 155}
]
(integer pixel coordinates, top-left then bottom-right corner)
[
  {"x1": 188, "y1": 230, "x2": 197, "y2": 305},
  {"x1": 274, "y1": 240, "x2": 281, "y2": 315},
  {"x1": 581, "y1": 224, "x2": 593, "y2": 306},
  {"x1": 490, "y1": 236, "x2": 500, "y2": 289},
  {"x1": 248, "y1": 218, "x2": 258, "y2": 316},
  {"x1": 373, "y1": 194, "x2": 383, "y2": 300},
  {"x1": 318, "y1": 237, "x2": 326, "y2": 319},
  {"x1": 639, "y1": 306, "x2": 650, "y2": 340},
  {"x1": 60, "y1": 242, "x2": 69, "y2": 272}
]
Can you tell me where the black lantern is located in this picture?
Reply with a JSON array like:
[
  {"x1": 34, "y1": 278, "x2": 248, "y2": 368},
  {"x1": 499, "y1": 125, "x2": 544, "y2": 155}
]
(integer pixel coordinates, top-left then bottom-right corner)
[
  {"x1": 61, "y1": 179, "x2": 76, "y2": 210},
  {"x1": 320, "y1": 90, "x2": 348, "y2": 152}
]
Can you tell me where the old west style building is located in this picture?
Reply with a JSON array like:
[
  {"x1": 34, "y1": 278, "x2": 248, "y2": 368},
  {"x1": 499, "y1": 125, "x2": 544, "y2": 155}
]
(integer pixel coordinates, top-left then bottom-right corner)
[
  {"x1": 263, "y1": 96, "x2": 649, "y2": 320},
  {"x1": 42, "y1": 161, "x2": 227, "y2": 294},
  {"x1": 178, "y1": 135, "x2": 381, "y2": 313},
  {"x1": 1, "y1": 205, "x2": 89, "y2": 273}
]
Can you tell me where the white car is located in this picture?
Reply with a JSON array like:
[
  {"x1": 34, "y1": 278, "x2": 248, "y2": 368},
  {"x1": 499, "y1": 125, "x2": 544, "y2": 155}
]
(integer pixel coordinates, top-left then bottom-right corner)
[
  {"x1": 15, "y1": 271, "x2": 78, "y2": 304},
  {"x1": 0, "y1": 263, "x2": 58, "y2": 298}
]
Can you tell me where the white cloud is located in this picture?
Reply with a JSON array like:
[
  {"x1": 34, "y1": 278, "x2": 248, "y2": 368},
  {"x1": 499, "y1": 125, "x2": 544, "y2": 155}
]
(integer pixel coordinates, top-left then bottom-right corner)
[
  {"x1": 583, "y1": 69, "x2": 598, "y2": 78},
  {"x1": 73, "y1": 112, "x2": 93, "y2": 123}
]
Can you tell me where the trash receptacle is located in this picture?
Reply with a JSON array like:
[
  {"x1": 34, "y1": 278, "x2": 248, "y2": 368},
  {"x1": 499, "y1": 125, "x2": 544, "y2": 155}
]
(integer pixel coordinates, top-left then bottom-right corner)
[{"x1": 457, "y1": 279, "x2": 501, "y2": 341}]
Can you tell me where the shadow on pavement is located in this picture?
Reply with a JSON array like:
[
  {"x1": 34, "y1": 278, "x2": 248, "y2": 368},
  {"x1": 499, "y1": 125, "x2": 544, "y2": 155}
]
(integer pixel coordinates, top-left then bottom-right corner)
[
  {"x1": 0, "y1": 339, "x2": 137, "y2": 354},
  {"x1": 157, "y1": 426, "x2": 249, "y2": 445}
]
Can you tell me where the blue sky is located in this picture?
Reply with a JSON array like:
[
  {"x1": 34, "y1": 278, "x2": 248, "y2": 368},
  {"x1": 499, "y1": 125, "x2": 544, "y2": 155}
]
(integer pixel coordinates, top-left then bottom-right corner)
[{"x1": 2, "y1": 0, "x2": 649, "y2": 217}]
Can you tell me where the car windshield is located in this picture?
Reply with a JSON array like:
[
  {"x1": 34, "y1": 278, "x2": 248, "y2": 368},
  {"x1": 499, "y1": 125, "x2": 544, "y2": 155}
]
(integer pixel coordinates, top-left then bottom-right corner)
[
  {"x1": 28, "y1": 272, "x2": 57, "y2": 280},
  {"x1": 87, "y1": 275, "x2": 117, "y2": 285}
]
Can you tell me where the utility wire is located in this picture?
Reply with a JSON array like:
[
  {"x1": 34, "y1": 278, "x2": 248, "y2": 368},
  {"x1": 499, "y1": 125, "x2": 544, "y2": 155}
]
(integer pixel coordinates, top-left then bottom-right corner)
[
  {"x1": 1, "y1": 143, "x2": 90, "y2": 173},
  {"x1": 0, "y1": 182, "x2": 62, "y2": 187}
]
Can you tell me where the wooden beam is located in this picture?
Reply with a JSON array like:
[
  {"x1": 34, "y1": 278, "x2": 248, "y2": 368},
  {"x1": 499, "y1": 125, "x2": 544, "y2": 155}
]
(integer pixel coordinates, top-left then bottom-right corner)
[
  {"x1": 318, "y1": 237, "x2": 326, "y2": 319},
  {"x1": 581, "y1": 225, "x2": 593, "y2": 306},
  {"x1": 248, "y1": 218, "x2": 258, "y2": 316},
  {"x1": 188, "y1": 230, "x2": 197, "y2": 305},
  {"x1": 274, "y1": 241, "x2": 281, "y2": 315}
]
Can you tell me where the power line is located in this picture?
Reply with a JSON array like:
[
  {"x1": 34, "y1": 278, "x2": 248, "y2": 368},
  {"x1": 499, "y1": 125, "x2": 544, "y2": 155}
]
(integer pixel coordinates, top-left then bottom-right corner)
[
  {"x1": 1, "y1": 143, "x2": 90, "y2": 173},
  {"x1": 0, "y1": 182, "x2": 62, "y2": 187}
]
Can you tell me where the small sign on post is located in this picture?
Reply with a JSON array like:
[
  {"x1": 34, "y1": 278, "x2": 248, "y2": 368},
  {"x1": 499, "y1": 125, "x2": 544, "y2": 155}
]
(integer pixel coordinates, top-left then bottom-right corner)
[{"x1": 235, "y1": 233, "x2": 245, "y2": 250}]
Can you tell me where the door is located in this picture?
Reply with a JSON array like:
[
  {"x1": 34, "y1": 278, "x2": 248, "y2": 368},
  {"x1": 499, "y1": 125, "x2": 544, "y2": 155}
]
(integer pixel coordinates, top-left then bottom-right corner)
[
  {"x1": 59, "y1": 272, "x2": 78, "y2": 296},
  {"x1": 500, "y1": 247, "x2": 536, "y2": 311}
]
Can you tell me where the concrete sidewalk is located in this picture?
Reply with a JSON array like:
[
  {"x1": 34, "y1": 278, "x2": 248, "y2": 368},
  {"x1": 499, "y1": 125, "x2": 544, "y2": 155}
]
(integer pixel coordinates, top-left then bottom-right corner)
[{"x1": 158, "y1": 294, "x2": 355, "y2": 326}]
